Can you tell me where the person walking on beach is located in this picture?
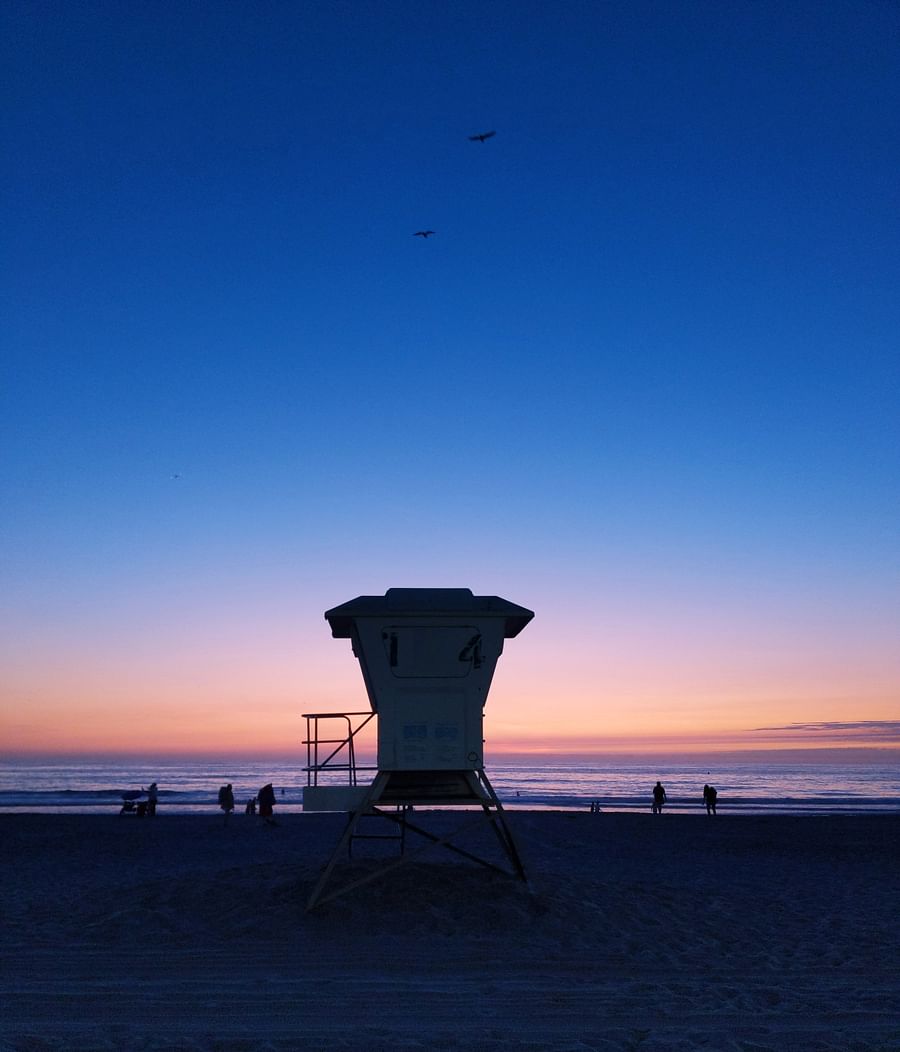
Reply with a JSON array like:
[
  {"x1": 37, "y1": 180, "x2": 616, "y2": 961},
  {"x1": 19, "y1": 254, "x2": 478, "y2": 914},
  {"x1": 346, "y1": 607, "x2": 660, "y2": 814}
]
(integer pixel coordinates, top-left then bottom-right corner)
[
  {"x1": 218, "y1": 783, "x2": 235, "y2": 824},
  {"x1": 652, "y1": 780, "x2": 666, "y2": 814},
  {"x1": 703, "y1": 783, "x2": 718, "y2": 815},
  {"x1": 258, "y1": 783, "x2": 277, "y2": 826},
  {"x1": 147, "y1": 782, "x2": 158, "y2": 817}
]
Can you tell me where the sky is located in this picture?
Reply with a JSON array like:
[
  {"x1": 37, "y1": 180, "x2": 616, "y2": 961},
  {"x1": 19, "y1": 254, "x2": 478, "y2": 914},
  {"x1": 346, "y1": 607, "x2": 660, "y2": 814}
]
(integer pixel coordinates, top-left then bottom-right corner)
[{"x1": 2, "y1": 0, "x2": 899, "y2": 763}]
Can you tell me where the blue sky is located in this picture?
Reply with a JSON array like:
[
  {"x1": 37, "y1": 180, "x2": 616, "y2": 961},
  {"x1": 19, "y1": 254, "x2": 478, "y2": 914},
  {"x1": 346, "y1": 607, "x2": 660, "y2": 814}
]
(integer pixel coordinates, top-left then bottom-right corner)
[{"x1": 2, "y1": 0, "x2": 898, "y2": 758}]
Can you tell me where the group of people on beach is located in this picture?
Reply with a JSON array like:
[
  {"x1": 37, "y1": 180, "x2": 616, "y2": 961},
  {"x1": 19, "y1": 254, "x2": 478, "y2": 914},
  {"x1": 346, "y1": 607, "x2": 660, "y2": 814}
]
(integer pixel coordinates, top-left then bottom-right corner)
[
  {"x1": 120, "y1": 781, "x2": 279, "y2": 823},
  {"x1": 651, "y1": 781, "x2": 718, "y2": 814},
  {"x1": 588, "y1": 781, "x2": 720, "y2": 815},
  {"x1": 218, "y1": 782, "x2": 278, "y2": 825},
  {"x1": 126, "y1": 779, "x2": 720, "y2": 819}
]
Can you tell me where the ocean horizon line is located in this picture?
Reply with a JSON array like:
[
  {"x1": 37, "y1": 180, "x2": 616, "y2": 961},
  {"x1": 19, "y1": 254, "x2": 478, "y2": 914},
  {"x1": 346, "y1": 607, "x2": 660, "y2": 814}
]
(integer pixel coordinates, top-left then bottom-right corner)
[{"x1": 3, "y1": 745, "x2": 900, "y2": 766}]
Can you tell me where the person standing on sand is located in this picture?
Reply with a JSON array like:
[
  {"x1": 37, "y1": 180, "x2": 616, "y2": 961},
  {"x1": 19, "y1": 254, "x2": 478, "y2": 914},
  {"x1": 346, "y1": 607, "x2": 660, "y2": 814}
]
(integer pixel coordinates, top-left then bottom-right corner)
[
  {"x1": 703, "y1": 784, "x2": 718, "y2": 815},
  {"x1": 147, "y1": 782, "x2": 158, "y2": 817},
  {"x1": 652, "y1": 780, "x2": 666, "y2": 814},
  {"x1": 218, "y1": 783, "x2": 235, "y2": 824},
  {"x1": 258, "y1": 783, "x2": 277, "y2": 825}
]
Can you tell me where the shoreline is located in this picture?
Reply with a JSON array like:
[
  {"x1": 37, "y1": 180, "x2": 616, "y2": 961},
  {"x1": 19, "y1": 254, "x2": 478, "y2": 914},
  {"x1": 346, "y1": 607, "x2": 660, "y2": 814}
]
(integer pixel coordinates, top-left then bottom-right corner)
[
  {"x1": 3, "y1": 812, "x2": 899, "y2": 1050},
  {"x1": 3, "y1": 798, "x2": 899, "y2": 817},
  {"x1": 4, "y1": 757, "x2": 898, "y2": 821}
]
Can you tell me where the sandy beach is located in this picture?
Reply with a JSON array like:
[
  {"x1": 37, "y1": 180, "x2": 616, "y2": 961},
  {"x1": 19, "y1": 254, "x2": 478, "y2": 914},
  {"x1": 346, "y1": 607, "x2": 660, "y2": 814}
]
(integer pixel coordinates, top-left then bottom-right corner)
[{"x1": 1, "y1": 810, "x2": 898, "y2": 1051}]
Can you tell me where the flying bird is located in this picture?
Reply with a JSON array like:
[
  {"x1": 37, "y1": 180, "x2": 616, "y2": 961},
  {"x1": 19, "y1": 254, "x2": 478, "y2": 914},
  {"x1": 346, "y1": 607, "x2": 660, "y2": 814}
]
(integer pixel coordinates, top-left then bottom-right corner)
[
  {"x1": 468, "y1": 130, "x2": 496, "y2": 142},
  {"x1": 414, "y1": 230, "x2": 435, "y2": 238}
]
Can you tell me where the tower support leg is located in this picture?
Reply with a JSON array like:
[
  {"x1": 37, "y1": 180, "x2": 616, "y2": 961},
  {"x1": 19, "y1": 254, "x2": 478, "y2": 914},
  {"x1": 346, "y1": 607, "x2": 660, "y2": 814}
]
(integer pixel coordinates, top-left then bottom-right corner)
[
  {"x1": 305, "y1": 769, "x2": 528, "y2": 911},
  {"x1": 468, "y1": 769, "x2": 528, "y2": 883},
  {"x1": 305, "y1": 771, "x2": 390, "y2": 911}
]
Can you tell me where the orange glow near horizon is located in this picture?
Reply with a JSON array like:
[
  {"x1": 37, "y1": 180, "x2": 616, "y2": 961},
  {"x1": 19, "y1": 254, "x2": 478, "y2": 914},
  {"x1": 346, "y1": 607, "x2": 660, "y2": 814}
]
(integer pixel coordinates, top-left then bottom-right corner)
[
  {"x1": 3, "y1": 670, "x2": 898, "y2": 761},
  {"x1": 2, "y1": 585, "x2": 898, "y2": 762}
]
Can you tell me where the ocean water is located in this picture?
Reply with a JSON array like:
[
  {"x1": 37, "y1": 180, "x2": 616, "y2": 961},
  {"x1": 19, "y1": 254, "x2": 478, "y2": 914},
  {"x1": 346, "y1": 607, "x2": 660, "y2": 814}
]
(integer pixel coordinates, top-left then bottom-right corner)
[{"x1": 0, "y1": 759, "x2": 897, "y2": 815}]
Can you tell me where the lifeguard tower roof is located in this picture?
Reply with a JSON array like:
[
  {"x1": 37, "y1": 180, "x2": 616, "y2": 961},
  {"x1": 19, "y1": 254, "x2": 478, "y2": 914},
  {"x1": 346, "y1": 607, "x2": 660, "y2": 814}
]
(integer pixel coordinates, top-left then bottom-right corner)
[{"x1": 325, "y1": 588, "x2": 534, "y2": 638}]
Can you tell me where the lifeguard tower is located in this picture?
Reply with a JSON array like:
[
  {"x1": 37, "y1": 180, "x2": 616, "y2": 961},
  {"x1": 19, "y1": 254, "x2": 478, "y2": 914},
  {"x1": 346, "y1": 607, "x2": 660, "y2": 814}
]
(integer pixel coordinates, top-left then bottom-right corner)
[{"x1": 303, "y1": 587, "x2": 533, "y2": 909}]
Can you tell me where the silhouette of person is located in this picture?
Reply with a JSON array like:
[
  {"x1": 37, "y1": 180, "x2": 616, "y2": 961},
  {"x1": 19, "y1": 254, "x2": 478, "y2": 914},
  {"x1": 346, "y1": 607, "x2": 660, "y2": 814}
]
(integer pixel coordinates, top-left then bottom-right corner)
[
  {"x1": 703, "y1": 783, "x2": 718, "y2": 815},
  {"x1": 258, "y1": 783, "x2": 277, "y2": 825},
  {"x1": 218, "y1": 783, "x2": 235, "y2": 824},
  {"x1": 245, "y1": 797, "x2": 257, "y2": 815},
  {"x1": 147, "y1": 782, "x2": 158, "y2": 817},
  {"x1": 652, "y1": 780, "x2": 666, "y2": 814}
]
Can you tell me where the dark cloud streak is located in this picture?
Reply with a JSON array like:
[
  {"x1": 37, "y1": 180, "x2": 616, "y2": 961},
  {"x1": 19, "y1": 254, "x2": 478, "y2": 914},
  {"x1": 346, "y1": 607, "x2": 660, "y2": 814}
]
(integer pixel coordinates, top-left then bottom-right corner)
[{"x1": 752, "y1": 721, "x2": 900, "y2": 742}]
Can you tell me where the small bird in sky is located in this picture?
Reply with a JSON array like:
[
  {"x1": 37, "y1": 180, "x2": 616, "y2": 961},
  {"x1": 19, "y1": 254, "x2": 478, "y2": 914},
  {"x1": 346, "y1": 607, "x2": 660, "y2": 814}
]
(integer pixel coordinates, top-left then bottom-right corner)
[
  {"x1": 468, "y1": 130, "x2": 496, "y2": 142},
  {"x1": 414, "y1": 230, "x2": 435, "y2": 238},
  {"x1": 170, "y1": 473, "x2": 182, "y2": 480}
]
